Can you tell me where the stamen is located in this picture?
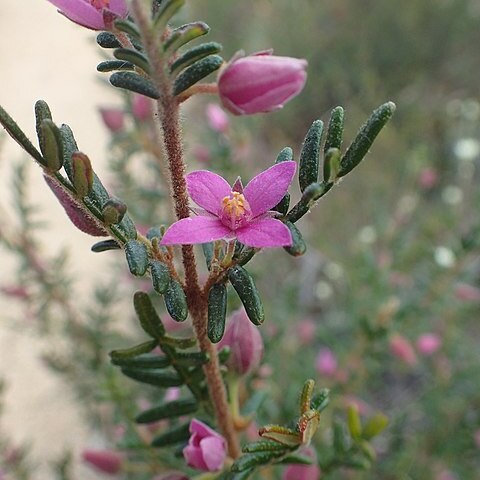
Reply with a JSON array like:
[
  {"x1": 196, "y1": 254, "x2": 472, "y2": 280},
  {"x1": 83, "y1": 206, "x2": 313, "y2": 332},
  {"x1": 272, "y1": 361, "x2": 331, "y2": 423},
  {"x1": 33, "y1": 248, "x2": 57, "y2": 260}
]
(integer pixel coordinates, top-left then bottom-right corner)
[{"x1": 220, "y1": 191, "x2": 251, "y2": 230}]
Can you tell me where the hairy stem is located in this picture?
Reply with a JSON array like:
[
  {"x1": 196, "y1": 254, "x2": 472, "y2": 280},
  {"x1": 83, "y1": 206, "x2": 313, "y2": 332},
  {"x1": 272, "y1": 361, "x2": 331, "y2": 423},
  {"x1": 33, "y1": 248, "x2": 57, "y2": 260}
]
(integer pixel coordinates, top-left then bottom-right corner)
[{"x1": 131, "y1": 0, "x2": 240, "y2": 458}]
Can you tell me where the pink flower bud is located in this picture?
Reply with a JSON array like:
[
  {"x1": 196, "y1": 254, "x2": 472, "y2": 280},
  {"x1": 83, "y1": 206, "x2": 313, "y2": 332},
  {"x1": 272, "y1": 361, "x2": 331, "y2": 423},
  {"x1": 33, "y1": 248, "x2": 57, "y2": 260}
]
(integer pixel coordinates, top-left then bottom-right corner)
[
  {"x1": 82, "y1": 449, "x2": 123, "y2": 475},
  {"x1": 206, "y1": 103, "x2": 229, "y2": 132},
  {"x1": 217, "y1": 51, "x2": 307, "y2": 115},
  {"x1": 282, "y1": 447, "x2": 321, "y2": 480},
  {"x1": 454, "y1": 282, "x2": 480, "y2": 302},
  {"x1": 296, "y1": 318, "x2": 317, "y2": 345},
  {"x1": 44, "y1": 176, "x2": 108, "y2": 236},
  {"x1": 217, "y1": 308, "x2": 264, "y2": 375},
  {"x1": 416, "y1": 333, "x2": 442, "y2": 356},
  {"x1": 418, "y1": 167, "x2": 438, "y2": 190},
  {"x1": 99, "y1": 108, "x2": 125, "y2": 133},
  {"x1": 315, "y1": 348, "x2": 337, "y2": 377},
  {"x1": 183, "y1": 419, "x2": 227, "y2": 472},
  {"x1": 47, "y1": 0, "x2": 129, "y2": 30},
  {"x1": 132, "y1": 94, "x2": 153, "y2": 121},
  {"x1": 389, "y1": 334, "x2": 417, "y2": 366}
]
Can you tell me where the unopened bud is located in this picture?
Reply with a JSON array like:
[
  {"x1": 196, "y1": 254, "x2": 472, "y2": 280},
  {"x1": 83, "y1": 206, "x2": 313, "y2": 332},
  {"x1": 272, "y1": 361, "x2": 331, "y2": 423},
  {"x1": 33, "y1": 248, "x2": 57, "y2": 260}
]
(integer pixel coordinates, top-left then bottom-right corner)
[
  {"x1": 71, "y1": 151, "x2": 94, "y2": 197},
  {"x1": 102, "y1": 197, "x2": 127, "y2": 225},
  {"x1": 82, "y1": 449, "x2": 123, "y2": 475}
]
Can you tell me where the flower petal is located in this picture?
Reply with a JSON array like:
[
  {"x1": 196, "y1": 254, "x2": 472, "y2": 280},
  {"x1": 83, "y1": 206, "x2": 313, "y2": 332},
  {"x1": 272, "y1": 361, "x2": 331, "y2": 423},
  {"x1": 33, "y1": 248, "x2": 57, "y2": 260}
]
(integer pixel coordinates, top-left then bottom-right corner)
[
  {"x1": 161, "y1": 217, "x2": 232, "y2": 245},
  {"x1": 186, "y1": 170, "x2": 232, "y2": 214},
  {"x1": 47, "y1": 0, "x2": 104, "y2": 29},
  {"x1": 236, "y1": 217, "x2": 292, "y2": 248},
  {"x1": 200, "y1": 437, "x2": 226, "y2": 471},
  {"x1": 243, "y1": 161, "x2": 296, "y2": 217},
  {"x1": 109, "y1": 0, "x2": 129, "y2": 17},
  {"x1": 183, "y1": 444, "x2": 208, "y2": 471}
]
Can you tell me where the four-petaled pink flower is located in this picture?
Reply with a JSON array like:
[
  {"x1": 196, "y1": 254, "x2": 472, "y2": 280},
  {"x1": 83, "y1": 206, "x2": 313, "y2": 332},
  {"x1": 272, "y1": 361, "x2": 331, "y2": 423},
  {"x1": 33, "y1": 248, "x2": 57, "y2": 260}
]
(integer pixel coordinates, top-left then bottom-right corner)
[
  {"x1": 218, "y1": 51, "x2": 307, "y2": 115},
  {"x1": 183, "y1": 419, "x2": 227, "y2": 472},
  {"x1": 161, "y1": 162, "x2": 296, "y2": 248},
  {"x1": 47, "y1": 0, "x2": 128, "y2": 30}
]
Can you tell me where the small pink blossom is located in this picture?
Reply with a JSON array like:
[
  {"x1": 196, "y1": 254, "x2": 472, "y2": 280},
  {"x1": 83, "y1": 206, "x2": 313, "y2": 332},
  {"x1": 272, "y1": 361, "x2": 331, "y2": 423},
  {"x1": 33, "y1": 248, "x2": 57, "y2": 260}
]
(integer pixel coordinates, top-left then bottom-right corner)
[
  {"x1": 47, "y1": 0, "x2": 128, "y2": 30},
  {"x1": 206, "y1": 103, "x2": 229, "y2": 132},
  {"x1": 454, "y1": 282, "x2": 480, "y2": 302},
  {"x1": 183, "y1": 419, "x2": 227, "y2": 472},
  {"x1": 132, "y1": 94, "x2": 153, "y2": 121},
  {"x1": 82, "y1": 449, "x2": 123, "y2": 475},
  {"x1": 218, "y1": 51, "x2": 307, "y2": 115},
  {"x1": 164, "y1": 387, "x2": 182, "y2": 402},
  {"x1": 161, "y1": 162, "x2": 296, "y2": 248},
  {"x1": 418, "y1": 167, "x2": 439, "y2": 190},
  {"x1": 315, "y1": 348, "x2": 337, "y2": 377},
  {"x1": 99, "y1": 107, "x2": 125, "y2": 133},
  {"x1": 296, "y1": 318, "x2": 317, "y2": 345},
  {"x1": 217, "y1": 308, "x2": 264, "y2": 375},
  {"x1": 282, "y1": 447, "x2": 321, "y2": 480},
  {"x1": 389, "y1": 334, "x2": 417, "y2": 366},
  {"x1": 416, "y1": 333, "x2": 442, "y2": 356}
]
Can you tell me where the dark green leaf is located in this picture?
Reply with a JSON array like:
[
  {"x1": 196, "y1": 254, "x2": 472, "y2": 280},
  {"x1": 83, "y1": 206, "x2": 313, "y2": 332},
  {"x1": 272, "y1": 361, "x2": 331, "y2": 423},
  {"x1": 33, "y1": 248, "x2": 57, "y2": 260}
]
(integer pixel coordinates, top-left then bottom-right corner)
[
  {"x1": 91, "y1": 239, "x2": 121, "y2": 252},
  {"x1": 39, "y1": 119, "x2": 64, "y2": 172},
  {"x1": 121, "y1": 367, "x2": 183, "y2": 387},
  {"x1": 208, "y1": 284, "x2": 227, "y2": 343},
  {"x1": 160, "y1": 335, "x2": 196, "y2": 349},
  {"x1": 231, "y1": 451, "x2": 286, "y2": 472},
  {"x1": 110, "y1": 354, "x2": 170, "y2": 369},
  {"x1": 275, "y1": 146, "x2": 294, "y2": 164},
  {"x1": 229, "y1": 266, "x2": 264, "y2": 325},
  {"x1": 173, "y1": 55, "x2": 223, "y2": 96},
  {"x1": 109, "y1": 340, "x2": 158, "y2": 361},
  {"x1": 150, "y1": 261, "x2": 170, "y2": 294},
  {"x1": 97, "y1": 60, "x2": 135, "y2": 73},
  {"x1": 310, "y1": 388, "x2": 330, "y2": 412},
  {"x1": 299, "y1": 120, "x2": 323, "y2": 192},
  {"x1": 170, "y1": 42, "x2": 223, "y2": 76},
  {"x1": 153, "y1": 0, "x2": 186, "y2": 32},
  {"x1": 283, "y1": 222, "x2": 306, "y2": 257},
  {"x1": 323, "y1": 147, "x2": 341, "y2": 183},
  {"x1": 114, "y1": 48, "x2": 150, "y2": 73},
  {"x1": 114, "y1": 19, "x2": 141, "y2": 40},
  {"x1": 151, "y1": 421, "x2": 190, "y2": 447},
  {"x1": 324, "y1": 106, "x2": 344, "y2": 154},
  {"x1": 164, "y1": 279, "x2": 188, "y2": 322},
  {"x1": 164, "y1": 21, "x2": 210, "y2": 52},
  {"x1": 174, "y1": 351, "x2": 209, "y2": 367},
  {"x1": 125, "y1": 241, "x2": 149, "y2": 276},
  {"x1": 102, "y1": 197, "x2": 128, "y2": 225},
  {"x1": 96, "y1": 32, "x2": 122, "y2": 49},
  {"x1": 136, "y1": 398, "x2": 198, "y2": 423},
  {"x1": 286, "y1": 182, "x2": 333, "y2": 223},
  {"x1": 134, "y1": 291, "x2": 166, "y2": 338},
  {"x1": 338, "y1": 101, "x2": 395, "y2": 177},
  {"x1": 110, "y1": 71, "x2": 160, "y2": 99},
  {"x1": 202, "y1": 242, "x2": 214, "y2": 270},
  {"x1": 242, "y1": 441, "x2": 289, "y2": 453},
  {"x1": 34, "y1": 100, "x2": 52, "y2": 140}
]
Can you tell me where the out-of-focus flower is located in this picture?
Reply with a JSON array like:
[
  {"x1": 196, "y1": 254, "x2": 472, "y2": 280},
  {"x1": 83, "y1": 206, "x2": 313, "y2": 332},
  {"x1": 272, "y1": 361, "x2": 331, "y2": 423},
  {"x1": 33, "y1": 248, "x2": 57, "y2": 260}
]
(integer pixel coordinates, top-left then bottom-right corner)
[
  {"x1": 218, "y1": 308, "x2": 264, "y2": 375},
  {"x1": 206, "y1": 103, "x2": 229, "y2": 132},
  {"x1": 453, "y1": 137, "x2": 480, "y2": 160},
  {"x1": 416, "y1": 333, "x2": 442, "y2": 356},
  {"x1": 296, "y1": 318, "x2": 317, "y2": 345},
  {"x1": 282, "y1": 447, "x2": 321, "y2": 480},
  {"x1": 132, "y1": 94, "x2": 153, "y2": 121},
  {"x1": 454, "y1": 282, "x2": 480, "y2": 302},
  {"x1": 82, "y1": 449, "x2": 123, "y2": 475},
  {"x1": 436, "y1": 470, "x2": 457, "y2": 480},
  {"x1": 0, "y1": 285, "x2": 29, "y2": 299},
  {"x1": 434, "y1": 246, "x2": 456, "y2": 268},
  {"x1": 315, "y1": 348, "x2": 337, "y2": 377},
  {"x1": 217, "y1": 51, "x2": 307, "y2": 115},
  {"x1": 192, "y1": 145, "x2": 211, "y2": 164},
  {"x1": 44, "y1": 176, "x2": 108, "y2": 236},
  {"x1": 418, "y1": 167, "x2": 438, "y2": 190},
  {"x1": 47, "y1": 0, "x2": 128, "y2": 30},
  {"x1": 389, "y1": 334, "x2": 417, "y2": 366},
  {"x1": 164, "y1": 387, "x2": 181, "y2": 402},
  {"x1": 474, "y1": 429, "x2": 480, "y2": 449},
  {"x1": 161, "y1": 162, "x2": 296, "y2": 248},
  {"x1": 183, "y1": 419, "x2": 227, "y2": 472},
  {"x1": 99, "y1": 108, "x2": 125, "y2": 133}
]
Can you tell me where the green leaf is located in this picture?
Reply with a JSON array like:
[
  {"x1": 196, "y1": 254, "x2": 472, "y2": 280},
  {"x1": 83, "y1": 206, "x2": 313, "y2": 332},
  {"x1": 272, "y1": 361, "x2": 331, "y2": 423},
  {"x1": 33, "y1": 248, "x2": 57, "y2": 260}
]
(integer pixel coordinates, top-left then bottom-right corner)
[
  {"x1": 114, "y1": 19, "x2": 141, "y2": 40},
  {"x1": 283, "y1": 222, "x2": 306, "y2": 257},
  {"x1": 97, "y1": 60, "x2": 135, "y2": 73},
  {"x1": 228, "y1": 266, "x2": 264, "y2": 325},
  {"x1": 174, "y1": 351, "x2": 209, "y2": 367},
  {"x1": 170, "y1": 42, "x2": 223, "y2": 77},
  {"x1": 164, "y1": 279, "x2": 188, "y2": 322},
  {"x1": 136, "y1": 398, "x2": 198, "y2": 423},
  {"x1": 151, "y1": 421, "x2": 190, "y2": 447},
  {"x1": 299, "y1": 120, "x2": 323, "y2": 192},
  {"x1": 110, "y1": 354, "x2": 170, "y2": 369},
  {"x1": 362, "y1": 413, "x2": 389, "y2": 440},
  {"x1": 310, "y1": 388, "x2": 330, "y2": 412},
  {"x1": 202, "y1": 242, "x2": 214, "y2": 270},
  {"x1": 111, "y1": 213, "x2": 137, "y2": 241},
  {"x1": 207, "y1": 284, "x2": 227, "y2": 343},
  {"x1": 102, "y1": 198, "x2": 128, "y2": 225},
  {"x1": 125, "y1": 241, "x2": 149, "y2": 276},
  {"x1": 275, "y1": 146, "x2": 294, "y2": 164},
  {"x1": 173, "y1": 55, "x2": 224, "y2": 96},
  {"x1": 114, "y1": 48, "x2": 151, "y2": 74},
  {"x1": 277, "y1": 453, "x2": 313, "y2": 465},
  {"x1": 338, "y1": 101, "x2": 395, "y2": 178},
  {"x1": 347, "y1": 404, "x2": 362, "y2": 440},
  {"x1": 242, "y1": 441, "x2": 289, "y2": 453},
  {"x1": 91, "y1": 239, "x2": 121, "y2": 253},
  {"x1": 34, "y1": 100, "x2": 53, "y2": 139},
  {"x1": 259, "y1": 425, "x2": 301, "y2": 447},
  {"x1": 231, "y1": 451, "x2": 287, "y2": 472},
  {"x1": 96, "y1": 32, "x2": 122, "y2": 49},
  {"x1": 150, "y1": 260, "x2": 171, "y2": 294},
  {"x1": 323, "y1": 147, "x2": 341, "y2": 183},
  {"x1": 299, "y1": 379, "x2": 315, "y2": 415},
  {"x1": 333, "y1": 419, "x2": 350, "y2": 454},
  {"x1": 134, "y1": 291, "x2": 166, "y2": 338},
  {"x1": 159, "y1": 335, "x2": 196, "y2": 349},
  {"x1": 71, "y1": 152, "x2": 94, "y2": 197},
  {"x1": 153, "y1": 0, "x2": 186, "y2": 32},
  {"x1": 109, "y1": 340, "x2": 158, "y2": 361},
  {"x1": 164, "y1": 21, "x2": 210, "y2": 52},
  {"x1": 121, "y1": 367, "x2": 183, "y2": 387},
  {"x1": 0, "y1": 105, "x2": 45, "y2": 165},
  {"x1": 324, "y1": 106, "x2": 344, "y2": 154},
  {"x1": 110, "y1": 71, "x2": 160, "y2": 99},
  {"x1": 286, "y1": 181, "x2": 333, "y2": 223},
  {"x1": 233, "y1": 245, "x2": 257, "y2": 267},
  {"x1": 38, "y1": 119, "x2": 64, "y2": 172}
]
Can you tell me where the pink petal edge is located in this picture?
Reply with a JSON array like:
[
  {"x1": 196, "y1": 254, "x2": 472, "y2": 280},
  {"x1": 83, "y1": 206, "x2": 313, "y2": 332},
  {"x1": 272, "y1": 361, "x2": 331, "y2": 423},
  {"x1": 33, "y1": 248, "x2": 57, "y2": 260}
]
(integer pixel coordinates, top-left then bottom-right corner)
[
  {"x1": 200, "y1": 437, "x2": 226, "y2": 471},
  {"x1": 160, "y1": 217, "x2": 232, "y2": 245},
  {"x1": 186, "y1": 170, "x2": 232, "y2": 214}
]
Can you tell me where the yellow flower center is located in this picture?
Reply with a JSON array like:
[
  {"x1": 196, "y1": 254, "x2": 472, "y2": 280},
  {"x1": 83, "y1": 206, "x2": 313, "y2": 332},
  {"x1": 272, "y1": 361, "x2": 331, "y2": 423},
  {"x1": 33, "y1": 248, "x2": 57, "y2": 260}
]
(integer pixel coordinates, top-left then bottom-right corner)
[{"x1": 220, "y1": 192, "x2": 251, "y2": 230}]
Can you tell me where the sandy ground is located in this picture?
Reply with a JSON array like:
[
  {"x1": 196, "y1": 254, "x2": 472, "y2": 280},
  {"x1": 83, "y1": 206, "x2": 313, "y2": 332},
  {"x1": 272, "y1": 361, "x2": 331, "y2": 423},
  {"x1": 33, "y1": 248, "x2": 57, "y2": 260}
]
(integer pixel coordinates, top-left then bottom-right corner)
[{"x1": 0, "y1": 3, "x2": 121, "y2": 478}]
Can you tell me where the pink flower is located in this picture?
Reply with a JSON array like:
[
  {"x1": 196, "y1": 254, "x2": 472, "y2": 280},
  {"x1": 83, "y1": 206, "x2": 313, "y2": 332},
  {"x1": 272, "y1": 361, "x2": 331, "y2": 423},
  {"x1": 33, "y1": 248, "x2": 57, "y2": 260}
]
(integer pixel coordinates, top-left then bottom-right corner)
[
  {"x1": 282, "y1": 447, "x2": 321, "y2": 480},
  {"x1": 47, "y1": 0, "x2": 128, "y2": 30},
  {"x1": 296, "y1": 318, "x2": 317, "y2": 345},
  {"x1": 132, "y1": 94, "x2": 153, "y2": 121},
  {"x1": 161, "y1": 162, "x2": 296, "y2": 248},
  {"x1": 454, "y1": 282, "x2": 480, "y2": 302},
  {"x1": 418, "y1": 167, "x2": 438, "y2": 190},
  {"x1": 218, "y1": 308, "x2": 264, "y2": 375},
  {"x1": 99, "y1": 108, "x2": 125, "y2": 133},
  {"x1": 82, "y1": 449, "x2": 123, "y2": 475},
  {"x1": 416, "y1": 333, "x2": 442, "y2": 356},
  {"x1": 218, "y1": 51, "x2": 307, "y2": 115},
  {"x1": 389, "y1": 334, "x2": 417, "y2": 366},
  {"x1": 315, "y1": 348, "x2": 337, "y2": 377},
  {"x1": 206, "y1": 103, "x2": 229, "y2": 132},
  {"x1": 183, "y1": 419, "x2": 227, "y2": 472}
]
